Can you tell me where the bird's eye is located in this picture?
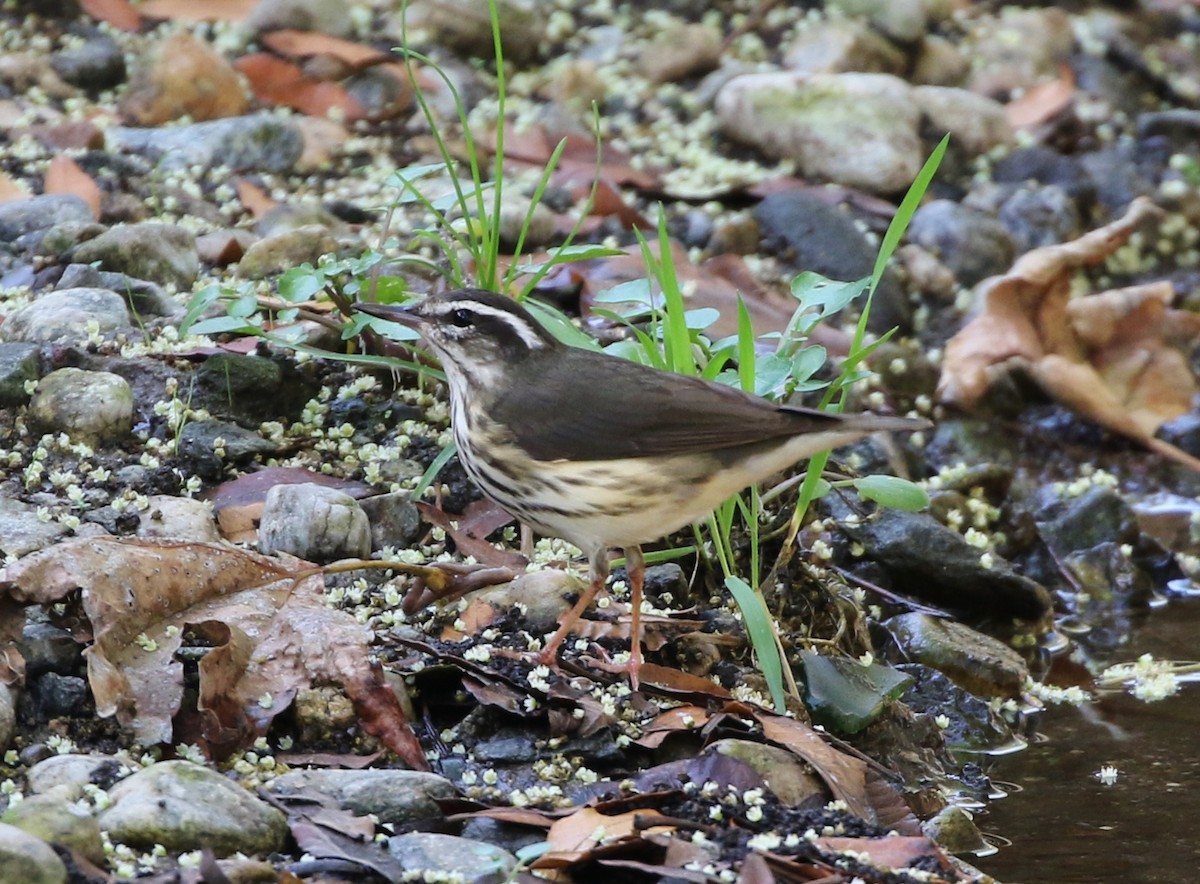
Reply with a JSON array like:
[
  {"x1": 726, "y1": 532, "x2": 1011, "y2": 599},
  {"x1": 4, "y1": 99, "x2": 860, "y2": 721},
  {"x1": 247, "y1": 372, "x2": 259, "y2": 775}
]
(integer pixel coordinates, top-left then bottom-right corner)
[{"x1": 449, "y1": 308, "x2": 474, "y2": 327}]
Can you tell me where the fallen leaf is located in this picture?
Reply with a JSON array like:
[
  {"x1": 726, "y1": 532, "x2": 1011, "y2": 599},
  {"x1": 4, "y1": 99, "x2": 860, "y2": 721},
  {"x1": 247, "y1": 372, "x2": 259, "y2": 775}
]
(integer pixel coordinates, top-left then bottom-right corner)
[
  {"x1": 938, "y1": 197, "x2": 1200, "y2": 470},
  {"x1": 0, "y1": 173, "x2": 29, "y2": 203},
  {"x1": 235, "y1": 177, "x2": 278, "y2": 219},
  {"x1": 1005, "y1": 64, "x2": 1077, "y2": 130},
  {"x1": 138, "y1": 0, "x2": 257, "y2": 21},
  {"x1": 235, "y1": 53, "x2": 367, "y2": 121},
  {"x1": 80, "y1": 0, "x2": 141, "y2": 30},
  {"x1": 44, "y1": 155, "x2": 101, "y2": 219},
  {"x1": 261, "y1": 30, "x2": 390, "y2": 69}
]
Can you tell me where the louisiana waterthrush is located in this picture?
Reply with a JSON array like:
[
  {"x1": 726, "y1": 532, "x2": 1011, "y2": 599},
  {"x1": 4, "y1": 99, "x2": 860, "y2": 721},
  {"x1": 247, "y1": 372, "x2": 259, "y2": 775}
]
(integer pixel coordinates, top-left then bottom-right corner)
[{"x1": 358, "y1": 289, "x2": 927, "y2": 687}]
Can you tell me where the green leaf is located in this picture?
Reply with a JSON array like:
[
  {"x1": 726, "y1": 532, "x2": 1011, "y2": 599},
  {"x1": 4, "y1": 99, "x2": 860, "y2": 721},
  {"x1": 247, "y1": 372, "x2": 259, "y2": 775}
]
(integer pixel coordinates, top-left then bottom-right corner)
[
  {"x1": 800, "y1": 652, "x2": 912, "y2": 734},
  {"x1": 187, "y1": 315, "x2": 263, "y2": 336},
  {"x1": 872, "y1": 133, "x2": 949, "y2": 284},
  {"x1": 179, "y1": 284, "x2": 227, "y2": 335},
  {"x1": 852, "y1": 475, "x2": 929, "y2": 511},
  {"x1": 278, "y1": 266, "x2": 326, "y2": 301},
  {"x1": 790, "y1": 273, "x2": 869, "y2": 320},
  {"x1": 523, "y1": 299, "x2": 602, "y2": 351},
  {"x1": 593, "y1": 278, "x2": 656, "y2": 305},
  {"x1": 725, "y1": 575, "x2": 786, "y2": 712}
]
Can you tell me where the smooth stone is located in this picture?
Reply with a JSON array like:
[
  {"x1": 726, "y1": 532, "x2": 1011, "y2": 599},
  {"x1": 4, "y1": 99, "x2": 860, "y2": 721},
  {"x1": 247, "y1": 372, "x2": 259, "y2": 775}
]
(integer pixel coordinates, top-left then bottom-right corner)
[
  {"x1": 0, "y1": 194, "x2": 93, "y2": 241},
  {"x1": 28, "y1": 368, "x2": 134, "y2": 444},
  {"x1": 997, "y1": 184, "x2": 1082, "y2": 252},
  {"x1": 906, "y1": 200, "x2": 1015, "y2": 287},
  {"x1": 360, "y1": 491, "x2": 422, "y2": 550},
  {"x1": 174, "y1": 418, "x2": 277, "y2": 481},
  {"x1": 0, "y1": 287, "x2": 129, "y2": 344},
  {"x1": 0, "y1": 342, "x2": 39, "y2": 406},
  {"x1": 266, "y1": 769, "x2": 457, "y2": 824},
  {"x1": 828, "y1": 0, "x2": 928, "y2": 44},
  {"x1": 26, "y1": 753, "x2": 124, "y2": 801},
  {"x1": 911, "y1": 86, "x2": 1013, "y2": 155},
  {"x1": 885, "y1": 612, "x2": 1029, "y2": 698},
  {"x1": 98, "y1": 760, "x2": 287, "y2": 856},
  {"x1": 56, "y1": 263, "x2": 180, "y2": 317},
  {"x1": 0, "y1": 823, "x2": 67, "y2": 884},
  {"x1": 1, "y1": 794, "x2": 105, "y2": 865},
  {"x1": 133, "y1": 495, "x2": 220, "y2": 542},
  {"x1": 105, "y1": 113, "x2": 304, "y2": 173},
  {"x1": 387, "y1": 832, "x2": 517, "y2": 882},
  {"x1": 236, "y1": 224, "x2": 340, "y2": 279},
  {"x1": 0, "y1": 498, "x2": 68, "y2": 559},
  {"x1": 70, "y1": 222, "x2": 199, "y2": 290},
  {"x1": 783, "y1": 17, "x2": 907, "y2": 76},
  {"x1": 49, "y1": 32, "x2": 125, "y2": 92},
  {"x1": 18, "y1": 619, "x2": 81, "y2": 678},
  {"x1": 258, "y1": 483, "x2": 372, "y2": 561}
]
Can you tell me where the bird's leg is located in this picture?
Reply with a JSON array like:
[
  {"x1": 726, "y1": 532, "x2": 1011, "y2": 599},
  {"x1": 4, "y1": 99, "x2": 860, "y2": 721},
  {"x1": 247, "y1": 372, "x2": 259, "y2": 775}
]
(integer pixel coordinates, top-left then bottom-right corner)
[
  {"x1": 535, "y1": 549, "x2": 610, "y2": 670},
  {"x1": 624, "y1": 545, "x2": 645, "y2": 691}
]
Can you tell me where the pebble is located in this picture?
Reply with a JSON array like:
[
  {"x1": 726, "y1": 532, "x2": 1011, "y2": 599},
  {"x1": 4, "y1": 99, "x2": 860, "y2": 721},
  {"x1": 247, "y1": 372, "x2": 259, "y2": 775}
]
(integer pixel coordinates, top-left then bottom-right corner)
[
  {"x1": 906, "y1": 200, "x2": 1016, "y2": 287},
  {"x1": 237, "y1": 224, "x2": 340, "y2": 279},
  {"x1": 97, "y1": 760, "x2": 288, "y2": 855},
  {"x1": 18, "y1": 620, "x2": 81, "y2": 679},
  {"x1": 70, "y1": 222, "x2": 199, "y2": 291},
  {"x1": 28, "y1": 368, "x2": 134, "y2": 445},
  {"x1": 829, "y1": 0, "x2": 929, "y2": 44},
  {"x1": 997, "y1": 183, "x2": 1082, "y2": 252},
  {"x1": 708, "y1": 739, "x2": 825, "y2": 805},
  {"x1": 106, "y1": 113, "x2": 304, "y2": 173},
  {"x1": 0, "y1": 194, "x2": 93, "y2": 241},
  {"x1": 885, "y1": 612, "x2": 1030, "y2": 697},
  {"x1": 49, "y1": 32, "x2": 126, "y2": 93},
  {"x1": 258, "y1": 483, "x2": 372, "y2": 561},
  {"x1": 133, "y1": 495, "x2": 220, "y2": 542},
  {"x1": 783, "y1": 18, "x2": 907, "y2": 76},
  {"x1": 716, "y1": 71, "x2": 924, "y2": 196},
  {"x1": 120, "y1": 30, "x2": 248, "y2": 125},
  {"x1": 401, "y1": 0, "x2": 545, "y2": 65},
  {"x1": 0, "y1": 343, "x2": 38, "y2": 406},
  {"x1": 0, "y1": 823, "x2": 67, "y2": 884},
  {"x1": 0, "y1": 794, "x2": 105, "y2": 865},
  {"x1": 0, "y1": 287, "x2": 130, "y2": 344},
  {"x1": 266, "y1": 768, "x2": 458, "y2": 824},
  {"x1": 26, "y1": 753, "x2": 125, "y2": 802},
  {"x1": 387, "y1": 832, "x2": 517, "y2": 882},
  {"x1": 174, "y1": 418, "x2": 278, "y2": 480},
  {"x1": 635, "y1": 21, "x2": 722, "y2": 84},
  {"x1": 359, "y1": 490, "x2": 422, "y2": 550},
  {"x1": 247, "y1": 0, "x2": 358, "y2": 38},
  {"x1": 912, "y1": 86, "x2": 1013, "y2": 155},
  {"x1": 56, "y1": 262, "x2": 181, "y2": 318}
]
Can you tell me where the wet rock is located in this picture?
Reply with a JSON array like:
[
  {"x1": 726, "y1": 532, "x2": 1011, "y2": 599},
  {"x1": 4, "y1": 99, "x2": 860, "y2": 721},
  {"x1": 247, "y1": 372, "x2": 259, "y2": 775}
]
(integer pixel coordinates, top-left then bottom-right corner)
[
  {"x1": 885, "y1": 613, "x2": 1029, "y2": 698},
  {"x1": 709, "y1": 739, "x2": 825, "y2": 806},
  {"x1": 754, "y1": 190, "x2": 908, "y2": 332},
  {"x1": 237, "y1": 225, "x2": 340, "y2": 278},
  {"x1": 49, "y1": 32, "x2": 125, "y2": 92},
  {"x1": 1036, "y1": 486, "x2": 1139, "y2": 555},
  {"x1": 897, "y1": 664, "x2": 1016, "y2": 752},
  {"x1": 0, "y1": 684, "x2": 13, "y2": 755},
  {"x1": 56, "y1": 262, "x2": 181, "y2": 318},
  {"x1": 28, "y1": 368, "x2": 133, "y2": 444},
  {"x1": 26, "y1": 753, "x2": 125, "y2": 801},
  {"x1": 258, "y1": 483, "x2": 372, "y2": 561},
  {"x1": 175, "y1": 419, "x2": 277, "y2": 480},
  {"x1": 121, "y1": 31, "x2": 248, "y2": 125},
  {"x1": 106, "y1": 114, "x2": 304, "y2": 173},
  {"x1": 1132, "y1": 492, "x2": 1200, "y2": 555},
  {"x1": 360, "y1": 491, "x2": 421, "y2": 550},
  {"x1": 0, "y1": 342, "x2": 39, "y2": 406},
  {"x1": 70, "y1": 222, "x2": 199, "y2": 290},
  {"x1": 907, "y1": 200, "x2": 1015, "y2": 287},
  {"x1": 98, "y1": 760, "x2": 287, "y2": 855},
  {"x1": 997, "y1": 184, "x2": 1082, "y2": 252},
  {"x1": 716, "y1": 71, "x2": 925, "y2": 195},
  {"x1": 0, "y1": 823, "x2": 67, "y2": 884},
  {"x1": 387, "y1": 832, "x2": 517, "y2": 882},
  {"x1": 19, "y1": 619, "x2": 81, "y2": 678},
  {"x1": 134, "y1": 495, "x2": 220, "y2": 542},
  {"x1": 0, "y1": 287, "x2": 129, "y2": 344},
  {"x1": 1063, "y1": 542, "x2": 1154, "y2": 608},
  {"x1": 636, "y1": 21, "x2": 722, "y2": 84},
  {"x1": 841, "y1": 509, "x2": 1051, "y2": 621},
  {"x1": 0, "y1": 194, "x2": 93, "y2": 241},
  {"x1": 783, "y1": 18, "x2": 907, "y2": 76},
  {"x1": 912, "y1": 86, "x2": 1012, "y2": 155},
  {"x1": 0, "y1": 794, "x2": 105, "y2": 865},
  {"x1": 266, "y1": 769, "x2": 456, "y2": 824},
  {"x1": 923, "y1": 805, "x2": 991, "y2": 854},
  {"x1": 190, "y1": 353, "x2": 315, "y2": 424}
]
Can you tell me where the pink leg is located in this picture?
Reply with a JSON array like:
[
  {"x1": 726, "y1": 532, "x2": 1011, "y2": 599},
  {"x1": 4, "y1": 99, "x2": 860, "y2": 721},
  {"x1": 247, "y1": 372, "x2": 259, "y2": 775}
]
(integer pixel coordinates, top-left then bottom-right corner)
[
  {"x1": 535, "y1": 550, "x2": 609, "y2": 668},
  {"x1": 625, "y1": 545, "x2": 644, "y2": 691}
]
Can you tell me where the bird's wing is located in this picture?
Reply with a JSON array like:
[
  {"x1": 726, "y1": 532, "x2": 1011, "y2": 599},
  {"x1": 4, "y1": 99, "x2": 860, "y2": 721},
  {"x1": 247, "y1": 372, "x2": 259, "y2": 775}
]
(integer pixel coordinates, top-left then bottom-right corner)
[{"x1": 490, "y1": 347, "x2": 851, "y2": 461}]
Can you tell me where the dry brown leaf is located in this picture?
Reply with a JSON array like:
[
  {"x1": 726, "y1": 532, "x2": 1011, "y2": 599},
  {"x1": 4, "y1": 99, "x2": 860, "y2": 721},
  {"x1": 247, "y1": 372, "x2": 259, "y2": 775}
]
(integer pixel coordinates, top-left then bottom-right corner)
[
  {"x1": 0, "y1": 538, "x2": 427, "y2": 769},
  {"x1": 235, "y1": 53, "x2": 367, "y2": 121},
  {"x1": 1005, "y1": 64, "x2": 1077, "y2": 129},
  {"x1": 44, "y1": 155, "x2": 101, "y2": 219},
  {"x1": 80, "y1": 0, "x2": 141, "y2": 30},
  {"x1": 538, "y1": 807, "x2": 672, "y2": 867},
  {"x1": 938, "y1": 197, "x2": 1200, "y2": 470},
  {"x1": 0, "y1": 173, "x2": 29, "y2": 203},
  {"x1": 260, "y1": 30, "x2": 390, "y2": 69},
  {"x1": 235, "y1": 177, "x2": 278, "y2": 219}
]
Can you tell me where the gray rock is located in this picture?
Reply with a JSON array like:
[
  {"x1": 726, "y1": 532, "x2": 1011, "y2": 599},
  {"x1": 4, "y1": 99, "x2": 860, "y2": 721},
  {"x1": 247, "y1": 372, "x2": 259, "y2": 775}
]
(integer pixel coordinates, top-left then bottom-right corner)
[
  {"x1": 402, "y1": 0, "x2": 545, "y2": 64},
  {"x1": 709, "y1": 739, "x2": 825, "y2": 805},
  {"x1": 175, "y1": 418, "x2": 277, "y2": 480},
  {"x1": 360, "y1": 491, "x2": 422, "y2": 550},
  {"x1": 997, "y1": 184, "x2": 1081, "y2": 252},
  {"x1": 829, "y1": 0, "x2": 928, "y2": 44},
  {"x1": 716, "y1": 71, "x2": 924, "y2": 195},
  {"x1": 963, "y1": 7, "x2": 1074, "y2": 96},
  {"x1": 1133, "y1": 491, "x2": 1200, "y2": 554},
  {"x1": 28, "y1": 368, "x2": 134, "y2": 445},
  {"x1": 0, "y1": 822, "x2": 67, "y2": 884},
  {"x1": 907, "y1": 200, "x2": 1015, "y2": 287},
  {"x1": 98, "y1": 760, "x2": 287, "y2": 855},
  {"x1": 912, "y1": 86, "x2": 1013, "y2": 155},
  {"x1": 31, "y1": 673, "x2": 88, "y2": 718},
  {"x1": 70, "y1": 222, "x2": 198, "y2": 290},
  {"x1": 247, "y1": 0, "x2": 358, "y2": 37},
  {"x1": 0, "y1": 195, "x2": 93, "y2": 242},
  {"x1": 1036, "y1": 486, "x2": 1139, "y2": 555},
  {"x1": 0, "y1": 287, "x2": 130, "y2": 344},
  {"x1": 783, "y1": 17, "x2": 907, "y2": 76},
  {"x1": 754, "y1": 190, "x2": 909, "y2": 332},
  {"x1": 258, "y1": 483, "x2": 372, "y2": 561},
  {"x1": 0, "y1": 684, "x2": 13, "y2": 756},
  {"x1": 19, "y1": 620, "x2": 81, "y2": 678},
  {"x1": 991, "y1": 145, "x2": 1096, "y2": 209},
  {"x1": 387, "y1": 832, "x2": 517, "y2": 882},
  {"x1": 911, "y1": 35, "x2": 969, "y2": 87},
  {"x1": 134, "y1": 495, "x2": 220, "y2": 542},
  {"x1": 0, "y1": 794, "x2": 105, "y2": 865},
  {"x1": 267, "y1": 769, "x2": 457, "y2": 824},
  {"x1": 49, "y1": 33, "x2": 125, "y2": 91},
  {"x1": 106, "y1": 113, "x2": 304, "y2": 173},
  {"x1": 236, "y1": 224, "x2": 339, "y2": 279},
  {"x1": 56, "y1": 263, "x2": 181, "y2": 317},
  {"x1": 0, "y1": 342, "x2": 39, "y2": 406},
  {"x1": 27, "y1": 753, "x2": 125, "y2": 801},
  {"x1": 923, "y1": 805, "x2": 991, "y2": 855},
  {"x1": 635, "y1": 21, "x2": 722, "y2": 84}
]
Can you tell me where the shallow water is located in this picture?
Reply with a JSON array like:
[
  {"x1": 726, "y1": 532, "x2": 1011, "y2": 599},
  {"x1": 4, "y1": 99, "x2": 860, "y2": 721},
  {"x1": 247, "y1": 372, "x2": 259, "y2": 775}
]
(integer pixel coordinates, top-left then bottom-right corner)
[{"x1": 974, "y1": 598, "x2": 1200, "y2": 883}]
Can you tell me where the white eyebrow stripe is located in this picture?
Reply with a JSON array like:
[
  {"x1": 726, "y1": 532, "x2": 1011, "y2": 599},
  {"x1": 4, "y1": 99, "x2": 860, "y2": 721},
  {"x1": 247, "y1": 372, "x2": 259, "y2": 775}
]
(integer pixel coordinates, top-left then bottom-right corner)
[{"x1": 439, "y1": 300, "x2": 549, "y2": 350}]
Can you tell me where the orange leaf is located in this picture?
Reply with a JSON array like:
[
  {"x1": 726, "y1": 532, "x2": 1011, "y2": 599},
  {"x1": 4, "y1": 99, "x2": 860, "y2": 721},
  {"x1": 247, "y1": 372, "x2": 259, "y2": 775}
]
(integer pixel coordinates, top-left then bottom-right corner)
[
  {"x1": 234, "y1": 177, "x2": 278, "y2": 219},
  {"x1": 44, "y1": 155, "x2": 101, "y2": 219},
  {"x1": 235, "y1": 53, "x2": 367, "y2": 121},
  {"x1": 1005, "y1": 65, "x2": 1076, "y2": 130},
  {"x1": 80, "y1": 0, "x2": 140, "y2": 30},
  {"x1": 0, "y1": 172, "x2": 28, "y2": 204},
  {"x1": 138, "y1": 0, "x2": 256, "y2": 22},
  {"x1": 261, "y1": 30, "x2": 389, "y2": 68}
]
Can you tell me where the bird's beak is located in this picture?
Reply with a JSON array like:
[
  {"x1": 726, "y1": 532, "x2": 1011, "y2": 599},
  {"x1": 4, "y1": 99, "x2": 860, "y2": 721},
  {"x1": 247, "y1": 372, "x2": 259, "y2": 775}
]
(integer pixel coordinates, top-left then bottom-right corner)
[{"x1": 355, "y1": 301, "x2": 426, "y2": 328}]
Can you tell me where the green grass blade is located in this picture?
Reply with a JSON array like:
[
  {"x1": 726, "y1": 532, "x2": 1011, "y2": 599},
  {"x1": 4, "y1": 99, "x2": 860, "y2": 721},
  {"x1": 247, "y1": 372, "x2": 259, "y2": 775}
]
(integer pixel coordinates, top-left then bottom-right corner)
[{"x1": 725, "y1": 575, "x2": 786, "y2": 712}]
